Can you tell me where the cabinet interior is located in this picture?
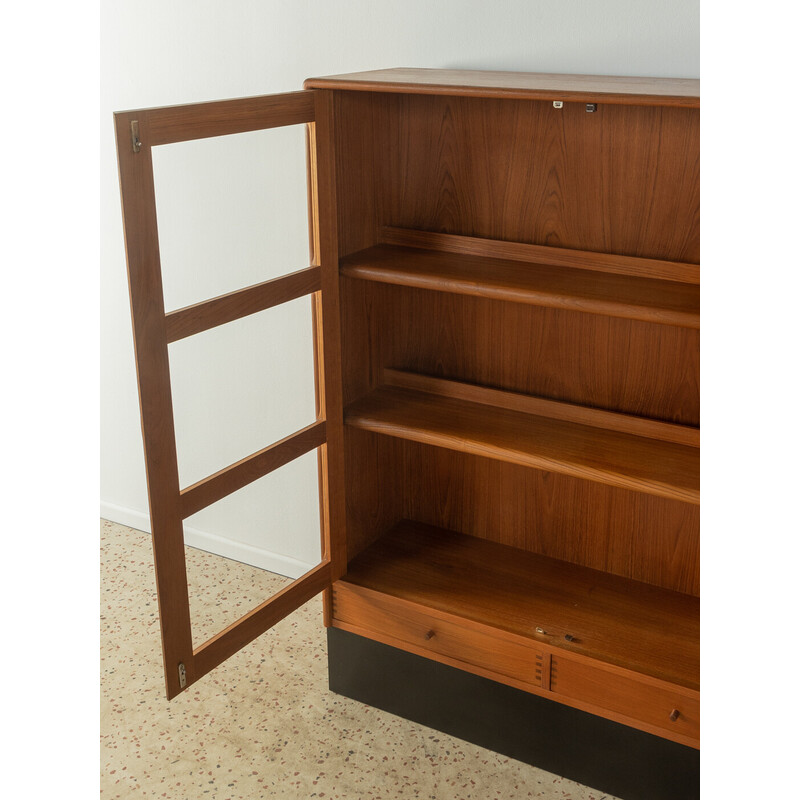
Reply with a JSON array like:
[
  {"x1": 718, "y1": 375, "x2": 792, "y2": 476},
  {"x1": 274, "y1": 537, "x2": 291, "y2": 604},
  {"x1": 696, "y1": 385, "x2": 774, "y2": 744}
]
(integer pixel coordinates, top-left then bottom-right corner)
[{"x1": 329, "y1": 88, "x2": 699, "y2": 732}]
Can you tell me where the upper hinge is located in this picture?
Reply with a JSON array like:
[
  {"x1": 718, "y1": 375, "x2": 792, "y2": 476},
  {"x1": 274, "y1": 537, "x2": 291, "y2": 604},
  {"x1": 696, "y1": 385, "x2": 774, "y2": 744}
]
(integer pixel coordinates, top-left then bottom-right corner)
[
  {"x1": 178, "y1": 662, "x2": 186, "y2": 689},
  {"x1": 131, "y1": 120, "x2": 142, "y2": 153}
]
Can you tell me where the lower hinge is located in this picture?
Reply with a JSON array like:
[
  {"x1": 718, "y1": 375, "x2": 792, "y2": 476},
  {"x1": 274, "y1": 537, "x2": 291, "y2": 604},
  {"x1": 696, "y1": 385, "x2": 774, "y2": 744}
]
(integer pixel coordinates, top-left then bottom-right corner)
[{"x1": 178, "y1": 662, "x2": 187, "y2": 689}]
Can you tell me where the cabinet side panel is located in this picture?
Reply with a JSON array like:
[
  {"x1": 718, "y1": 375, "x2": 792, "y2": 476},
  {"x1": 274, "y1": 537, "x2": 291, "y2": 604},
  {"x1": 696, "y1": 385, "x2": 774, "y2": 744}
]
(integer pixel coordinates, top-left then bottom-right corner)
[
  {"x1": 344, "y1": 428, "x2": 406, "y2": 561},
  {"x1": 333, "y1": 93, "x2": 406, "y2": 562},
  {"x1": 403, "y1": 441, "x2": 699, "y2": 596},
  {"x1": 335, "y1": 92, "x2": 385, "y2": 406},
  {"x1": 376, "y1": 95, "x2": 699, "y2": 264},
  {"x1": 334, "y1": 91, "x2": 381, "y2": 258}
]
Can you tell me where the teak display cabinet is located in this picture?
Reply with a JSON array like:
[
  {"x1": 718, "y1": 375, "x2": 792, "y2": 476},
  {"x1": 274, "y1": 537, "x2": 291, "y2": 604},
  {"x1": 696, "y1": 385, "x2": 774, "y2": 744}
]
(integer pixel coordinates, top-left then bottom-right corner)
[{"x1": 115, "y1": 68, "x2": 699, "y2": 760}]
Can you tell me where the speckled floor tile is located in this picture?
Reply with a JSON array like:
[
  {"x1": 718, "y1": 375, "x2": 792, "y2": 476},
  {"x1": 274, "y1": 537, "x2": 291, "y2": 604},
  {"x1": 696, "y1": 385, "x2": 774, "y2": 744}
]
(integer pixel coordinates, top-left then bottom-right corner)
[{"x1": 100, "y1": 519, "x2": 619, "y2": 799}]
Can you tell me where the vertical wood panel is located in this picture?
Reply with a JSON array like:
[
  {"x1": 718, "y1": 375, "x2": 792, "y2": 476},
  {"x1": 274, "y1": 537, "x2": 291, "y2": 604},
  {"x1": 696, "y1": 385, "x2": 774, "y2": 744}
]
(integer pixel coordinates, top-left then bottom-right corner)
[
  {"x1": 310, "y1": 90, "x2": 348, "y2": 584},
  {"x1": 334, "y1": 92, "x2": 384, "y2": 405},
  {"x1": 334, "y1": 91, "x2": 406, "y2": 564},
  {"x1": 402, "y1": 441, "x2": 699, "y2": 596},
  {"x1": 371, "y1": 283, "x2": 699, "y2": 426},
  {"x1": 376, "y1": 95, "x2": 699, "y2": 263},
  {"x1": 333, "y1": 92, "x2": 381, "y2": 257}
]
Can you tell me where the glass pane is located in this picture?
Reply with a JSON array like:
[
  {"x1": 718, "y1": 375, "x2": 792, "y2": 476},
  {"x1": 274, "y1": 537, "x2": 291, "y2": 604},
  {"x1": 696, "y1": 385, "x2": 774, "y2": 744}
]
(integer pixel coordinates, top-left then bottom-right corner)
[
  {"x1": 183, "y1": 450, "x2": 322, "y2": 649},
  {"x1": 148, "y1": 117, "x2": 322, "y2": 654},
  {"x1": 151, "y1": 125, "x2": 309, "y2": 312},
  {"x1": 168, "y1": 296, "x2": 317, "y2": 489}
]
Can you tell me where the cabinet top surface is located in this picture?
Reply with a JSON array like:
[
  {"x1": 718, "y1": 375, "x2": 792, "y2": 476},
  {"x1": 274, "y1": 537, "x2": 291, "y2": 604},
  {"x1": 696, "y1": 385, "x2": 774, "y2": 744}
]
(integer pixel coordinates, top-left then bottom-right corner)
[{"x1": 304, "y1": 68, "x2": 700, "y2": 107}]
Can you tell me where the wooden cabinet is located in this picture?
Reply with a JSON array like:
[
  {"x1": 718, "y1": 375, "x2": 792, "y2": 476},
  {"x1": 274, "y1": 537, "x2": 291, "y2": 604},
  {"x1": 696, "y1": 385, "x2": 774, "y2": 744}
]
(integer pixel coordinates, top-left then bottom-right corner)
[{"x1": 115, "y1": 69, "x2": 699, "y2": 757}]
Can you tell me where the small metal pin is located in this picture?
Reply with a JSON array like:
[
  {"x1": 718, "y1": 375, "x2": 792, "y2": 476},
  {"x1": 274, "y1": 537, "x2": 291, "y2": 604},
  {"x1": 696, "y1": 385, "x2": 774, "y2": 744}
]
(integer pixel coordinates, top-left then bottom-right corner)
[
  {"x1": 564, "y1": 633, "x2": 576, "y2": 642},
  {"x1": 535, "y1": 627, "x2": 549, "y2": 635}
]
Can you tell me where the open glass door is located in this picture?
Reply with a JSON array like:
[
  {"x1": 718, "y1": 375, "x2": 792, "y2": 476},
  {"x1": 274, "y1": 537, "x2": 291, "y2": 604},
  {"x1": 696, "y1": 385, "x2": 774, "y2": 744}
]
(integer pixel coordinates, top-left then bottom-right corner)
[{"x1": 114, "y1": 89, "x2": 346, "y2": 699}]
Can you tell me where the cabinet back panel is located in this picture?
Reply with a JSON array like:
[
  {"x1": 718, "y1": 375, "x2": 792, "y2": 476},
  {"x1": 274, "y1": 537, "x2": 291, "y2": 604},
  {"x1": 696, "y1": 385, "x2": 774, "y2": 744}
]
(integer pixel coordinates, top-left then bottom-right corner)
[
  {"x1": 372, "y1": 94, "x2": 699, "y2": 264},
  {"x1": 402, "y1": 441, "x2": 699, "y2": 596},
  {"x1": 348, "y1": 282, "x2": 698, "y2": 426}
]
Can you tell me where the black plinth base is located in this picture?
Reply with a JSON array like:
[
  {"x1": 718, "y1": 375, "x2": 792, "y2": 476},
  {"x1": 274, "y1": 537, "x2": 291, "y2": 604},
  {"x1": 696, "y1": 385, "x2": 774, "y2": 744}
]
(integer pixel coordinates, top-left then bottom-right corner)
[{"x1": 327, "y1": 628, "x2": 699, "y2": 800}]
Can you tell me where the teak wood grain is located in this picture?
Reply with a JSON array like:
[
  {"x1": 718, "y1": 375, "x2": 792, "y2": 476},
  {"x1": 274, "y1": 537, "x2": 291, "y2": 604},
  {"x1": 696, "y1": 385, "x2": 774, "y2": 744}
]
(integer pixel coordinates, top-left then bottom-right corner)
[
  {"x1": 308, "y1": 89, "x2": 349, "y2": 584},
  {"x1": 341, "y1": 244, "x2": 699, "y2": 328},
  {"x1": 401, "y1": 440, "x2": 700, "y2": 596},
  {"x1": 345, "y1": 386, "x2": 699, "y2": 504},
  {"x1": 115, "y1": 110, "x2": 195, "y2": 699},
  {"x1": 330, "y1": 91, "x2": 409, "y2": 565},
  {"x1": 372, "y1": 94, "x2": 699, "y2": 263},
  {"x1": 180, "y1": 421, "x2": 327, "y2": 519},
  {"x1": 380, "y1": 227, "x2": 700, "y2": 284},
  {"x1": 305, "y1": 68, "x2": 699, "y2": 107},
  {"x1": 338, "y1": 521, "x2": 699, "y2": 691},
  {"x1": 333, "y1": 582, "x2": 546, "y2": 692},
  {"x1": 118, "y1": 70, "x2": 699, "y2": 749},
  {"x1": 128, "y1": 91, "x2": 317, "y2": 147},
  {"x1": 193, "y1": 561, "x2": 331, "y2": 678},
  {"x1": 116, "y1": 88, "x2": 342, "y2": 699},
  {"x1": 383, "y1": 370, "x2": 699, "y2": 448},
  {"x1": 549, "y1": 655, "x2": 699, "y2": 747},
  {"x1": 165, "y1": 266, "x2": 321, "y2": 343},
  {"x1": 332, "y1": 581, "x2": 698, "y2": 747},
  {"x1": 345, "y1": 282, "x2": 700, "y2": 426}
]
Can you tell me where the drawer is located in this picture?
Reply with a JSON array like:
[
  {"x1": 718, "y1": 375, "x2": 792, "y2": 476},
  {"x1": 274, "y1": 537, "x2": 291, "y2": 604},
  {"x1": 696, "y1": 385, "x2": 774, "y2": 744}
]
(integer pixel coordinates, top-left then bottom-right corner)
[
  {"x1": 332, "y1": 582, "x2": 544, "y2": 689},
  {"x1": 551, "y1": 655, "x2": 700, "y2": 746}
]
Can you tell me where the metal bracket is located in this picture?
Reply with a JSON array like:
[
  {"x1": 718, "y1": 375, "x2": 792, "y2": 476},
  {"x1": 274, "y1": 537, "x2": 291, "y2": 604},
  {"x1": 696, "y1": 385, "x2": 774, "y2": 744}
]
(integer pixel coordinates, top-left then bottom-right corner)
[
  {"x1": 585, "y1": 103, "x2": 597, "y2": 113},
  {"x1": 131, "y1": 120, "x2": 142, "y2": 153},
  {"x1": 178, "y1": 662, "x2": 187, "y2": 689},
  {"x1": 552, "y1": 101, "x2": 564, "y2": 109}
]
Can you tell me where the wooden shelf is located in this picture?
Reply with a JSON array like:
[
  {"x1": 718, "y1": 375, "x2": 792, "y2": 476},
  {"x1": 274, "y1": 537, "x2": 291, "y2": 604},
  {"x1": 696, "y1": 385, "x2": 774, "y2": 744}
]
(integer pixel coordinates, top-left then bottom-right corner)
[
  {"x1": 339, "y1": 521, "x2": 699, "y2": 690},
  {"x1": 340, "y1": 244, "x2": 699, "y2": 328},
  {"x1": 345, "y1": 385, "x2": 699, "y2": 505}
]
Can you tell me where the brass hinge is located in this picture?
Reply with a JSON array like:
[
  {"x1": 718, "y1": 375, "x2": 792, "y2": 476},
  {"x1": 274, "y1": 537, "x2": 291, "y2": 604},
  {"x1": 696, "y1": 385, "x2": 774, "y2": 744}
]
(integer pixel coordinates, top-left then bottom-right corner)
[{"x1": 131, "y1": 120, "x2": 142, "y2": 153}]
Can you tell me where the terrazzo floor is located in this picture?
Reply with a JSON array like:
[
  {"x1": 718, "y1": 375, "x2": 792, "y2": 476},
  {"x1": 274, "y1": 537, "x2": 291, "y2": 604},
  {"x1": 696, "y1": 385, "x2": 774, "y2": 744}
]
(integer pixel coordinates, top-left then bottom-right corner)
[{"x1": 100, "y1": 519, "x2": 619, "y2": 799}]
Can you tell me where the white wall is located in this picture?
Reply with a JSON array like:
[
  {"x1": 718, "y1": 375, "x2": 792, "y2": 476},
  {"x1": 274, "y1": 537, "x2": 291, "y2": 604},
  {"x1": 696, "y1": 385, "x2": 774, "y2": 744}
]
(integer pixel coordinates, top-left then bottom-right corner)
[{"x1": 100, "y1": 0, "x2": 699, "y2": 576}]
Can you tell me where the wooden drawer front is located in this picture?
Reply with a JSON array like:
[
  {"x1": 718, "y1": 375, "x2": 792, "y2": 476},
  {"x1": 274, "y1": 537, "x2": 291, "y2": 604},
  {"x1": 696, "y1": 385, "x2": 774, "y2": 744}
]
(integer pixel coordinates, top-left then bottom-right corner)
[
  {"x1": 551, "y1": 656, "x2": 699, "y2": 745},
  {"x1": 333, "y1": 583, "x2": 543, "y2": 688}
]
